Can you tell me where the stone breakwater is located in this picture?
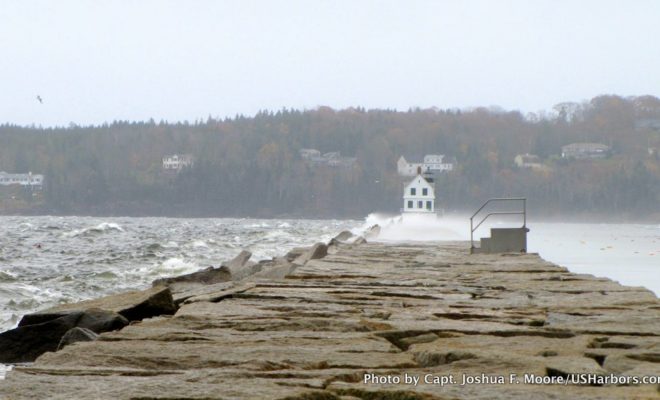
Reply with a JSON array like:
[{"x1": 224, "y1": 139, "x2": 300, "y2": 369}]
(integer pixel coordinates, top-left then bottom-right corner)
[{"x1": 1, "y1": 233, "x2": 659, "y2": 399}]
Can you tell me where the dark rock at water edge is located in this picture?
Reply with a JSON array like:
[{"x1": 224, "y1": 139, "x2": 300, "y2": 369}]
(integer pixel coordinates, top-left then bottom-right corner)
[
  {"x1": 1, "y1": 309, "x2": 124, "y2": 363},
  {"x1": 57, "y1": 327, "x2": 98, "y2": 351},
  {"x1": 2, "y1": 288, "x2": 175, "y2": 363},
  {"x1": 0, "y1": 313, "x2": 81, "y2": 363},
  {"x1": 19, "y1": 308, "x2": 128, "y2": 332}
]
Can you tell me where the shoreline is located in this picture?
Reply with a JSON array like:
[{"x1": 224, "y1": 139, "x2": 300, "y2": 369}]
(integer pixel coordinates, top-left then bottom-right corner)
[{"x1": 1, "y1": 211, "x2": 659, "y2": 225}]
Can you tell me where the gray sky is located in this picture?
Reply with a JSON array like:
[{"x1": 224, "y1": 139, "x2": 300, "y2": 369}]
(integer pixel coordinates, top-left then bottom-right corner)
[{"x1": 1, "y1": 0, "x2": 659, "y2": 127}]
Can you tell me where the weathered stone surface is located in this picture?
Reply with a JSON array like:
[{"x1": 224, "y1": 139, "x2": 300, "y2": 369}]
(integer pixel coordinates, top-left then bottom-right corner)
[
  {"x1": 333, "y1": 230, "x2": 355, "y2": 242},
  {"x1": 57, "y1": 327, "x2": 98, "y2": 350},
  {"x1": 221, "y1": 250, "x2": 262, "y2": 281},
  {"x1": 2, "y1": 242, "x2": 658, "y2": 399},
  {"x1": 152, "y1": 265, "x2": 231, "y2": 287},
  {"x1": 225, "y1": 249, "x2": 252, "y2": 269},
  {"x1": 364, "y1": 224, "x2": 381, "y2": 239},
  {"x1": 30, "y1": 286, "x2": 177, "y2": 322},
  {"x1": 292, "y1": 242, "x2": 328, "y2": 265},
  {"x1": 247, "y1": 259, "x2": 297, "y2": 280}
]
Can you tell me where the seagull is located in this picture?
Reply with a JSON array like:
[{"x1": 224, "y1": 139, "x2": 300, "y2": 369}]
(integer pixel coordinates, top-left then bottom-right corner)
[{"x1": 36, "y1": 95, "x2": 43, "y2": 104}]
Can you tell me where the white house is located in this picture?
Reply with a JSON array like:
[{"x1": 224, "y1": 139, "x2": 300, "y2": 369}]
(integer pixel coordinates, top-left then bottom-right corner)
[
  {"x1": 162, "y1": 154, "x2": 194, "y2": 171},
  {"x1": 402, "y1": 170, "x2": 435, "y2": 213},
  {"x1": 397, "y1": 155, "x2": 454, "y2": 176},
  {"x1": 0, "y1": 171, "x2": 44, "y2": 188},
  {"x1": 299, "y1": 148, "x2": 356, "y2": 168},
  {"x1": 514, "y1": 154, "x2": 543, "y2": 169},
  {"x1": 299, "y1": 148, "x2": 321, "y2": 160},
  {"x1": 397, "y1": 156, "x2": 422, "y2": 176},
  {"x1": 561, "y1": 143, "x2": 610, "y2": 160}
]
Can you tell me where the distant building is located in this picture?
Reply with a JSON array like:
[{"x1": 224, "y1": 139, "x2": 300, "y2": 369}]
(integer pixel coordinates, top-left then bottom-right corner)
[
  {"x1": 402, "y1": 168, "x2": 435, "y2": 213},
  {"x1": 299, "y1": 148, "x2": 321, "y2": 160},
  {"x1": 299, "y1": 148, "x2": 356, "y2": 168},
  {"x1": 514, "y1": 153, "x2": 544, "y2": 169},
  {"x1": 397, "y1": 155, "x2": 454, "y2": 177},
  {"x1": 0, "y1": 171, "x2": 44, "y2": 188},
  {"x1": 561, "y1": 143, "x2": 610, "y2": 160},
  {"x1": 163, "y1": 154, "x2": 194, "y2": 171}
]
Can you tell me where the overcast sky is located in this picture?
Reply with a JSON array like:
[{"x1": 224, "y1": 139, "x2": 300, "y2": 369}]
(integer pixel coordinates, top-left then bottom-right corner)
[{"x1": 1, "y1": 0, "x2": 659, "y2": 127}]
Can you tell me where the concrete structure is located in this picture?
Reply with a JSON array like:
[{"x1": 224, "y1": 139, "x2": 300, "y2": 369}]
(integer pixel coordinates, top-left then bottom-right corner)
[
  {"x1": 397, "y1": 154, "x2": 454, "y2": 176},
  {"x1": 162, "y1": 154, "x2": 194, "y2": 171},
  {"x1": 561, "y1": 143, "x2": 610, "y2": 160},
  {"x1": 472, "y1": 227, "x2": 529, "y2": 254},
  {"x1": 470, "y1": 198, "x2": 527, "y2": 254},
  {"x1": 514, "y1": 153, "x2": 544, "y2": 169},
  {"x1": 3, "y1": 240, "x2": 659, "y2": 399},
  {"x1": 402, "y1": 170, "x2": 435, "y2": 213},
  {"x1": 0, "y1": 171, "x2": 44, "y2": 188}
]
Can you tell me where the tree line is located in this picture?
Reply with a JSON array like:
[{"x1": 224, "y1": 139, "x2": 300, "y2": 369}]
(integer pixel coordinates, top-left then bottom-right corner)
[{"x1": 0, "y1": 95, "x2": 659, "y2": 220}]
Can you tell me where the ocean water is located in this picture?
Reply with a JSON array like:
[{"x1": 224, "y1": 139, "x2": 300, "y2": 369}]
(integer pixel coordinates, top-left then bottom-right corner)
[{"x1": 1, "y1": 215, "x2": 658, "y2": 379}]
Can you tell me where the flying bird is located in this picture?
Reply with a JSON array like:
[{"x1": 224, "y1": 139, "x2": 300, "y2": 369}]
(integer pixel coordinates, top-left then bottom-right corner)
[{"x1": 36, "y1": 95, "x2": 43, "y2": 104}]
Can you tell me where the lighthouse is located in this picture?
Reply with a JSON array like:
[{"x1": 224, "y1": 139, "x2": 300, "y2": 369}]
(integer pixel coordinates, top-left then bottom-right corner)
[{"x1": 402, "y1": 166, "x2": 435, "y2": 214}]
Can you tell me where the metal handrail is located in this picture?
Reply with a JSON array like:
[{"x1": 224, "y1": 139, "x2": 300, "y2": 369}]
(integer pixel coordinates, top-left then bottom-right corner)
[{"x1": 470, "y1": 198, "x2": 526, "y2": 250}]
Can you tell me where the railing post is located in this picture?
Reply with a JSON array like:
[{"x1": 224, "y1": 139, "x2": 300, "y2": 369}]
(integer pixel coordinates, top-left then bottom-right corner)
[{"x1": 470, "y1": 197, "x2": 527, "y2": 253}]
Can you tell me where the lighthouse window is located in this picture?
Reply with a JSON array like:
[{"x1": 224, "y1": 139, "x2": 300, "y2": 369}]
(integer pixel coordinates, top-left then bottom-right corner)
[
  {"x1": 422, "y1": 188, "x2": 428, "y2": 196},
  {"x1": 410, "y1": 188, "x2": 416, "y2": 195},
  {"x1": 407, "y1": 200, "x2": 413, "y2": 209},
  {"x1": 418, "y1": 201, "x2": 423, "y2": 208},
  {"x1": 426, "y1": 201, "x2": 432, "y2": 210}
]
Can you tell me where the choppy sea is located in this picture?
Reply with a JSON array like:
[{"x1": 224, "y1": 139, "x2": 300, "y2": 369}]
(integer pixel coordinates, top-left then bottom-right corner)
[{"x1": 0, "y1": 216, "x2": 360, "y2": 333}]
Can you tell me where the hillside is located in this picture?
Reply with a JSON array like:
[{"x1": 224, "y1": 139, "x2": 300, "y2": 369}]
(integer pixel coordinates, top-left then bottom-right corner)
[{"x1": 1, "y1": 95, "x2": 659, "y2": 220}]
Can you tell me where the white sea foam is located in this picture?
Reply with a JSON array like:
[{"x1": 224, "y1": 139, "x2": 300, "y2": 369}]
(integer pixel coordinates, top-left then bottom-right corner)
[
  {"x1": 63, "y1": 222, "x2": 124, "y2": 237},
  {"x1": 153, "y1": 257, "x2": 199, "y2": 276},
  {"x1": 190, "y1": 240, "x2": 209, "y2": 248},
  {"x1": 358, "y1": 213, "x2": 466, "y2": 242}
]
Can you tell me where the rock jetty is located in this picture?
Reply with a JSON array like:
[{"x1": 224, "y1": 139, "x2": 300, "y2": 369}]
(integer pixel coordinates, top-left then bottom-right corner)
[{"x1": 1, "y1": 237, "x2": 659, "y2": 399}]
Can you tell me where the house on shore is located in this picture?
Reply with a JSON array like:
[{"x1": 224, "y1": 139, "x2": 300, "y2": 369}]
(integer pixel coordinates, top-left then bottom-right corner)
[
  {"x1": 402, "y1": 168, "x2": 435, "y2": 214},
  {"x1": 561, "y1": 143, "x2": 610, "y2": 160},
  {"x1": 162, "y1": 154, "x2": 194, "y2": 171},
  {"x1": 397, "y1": 154, "x2": 454, "y2": 176},
  {"x1": 514, "y1": 154, "x2": 545, "y2": 170},
  {"x1": 0, "y1": 171, "x2": 44, "y2": 189},
  {"x1": 299, "y1": 149, "x2": 356, "y2": 168}
]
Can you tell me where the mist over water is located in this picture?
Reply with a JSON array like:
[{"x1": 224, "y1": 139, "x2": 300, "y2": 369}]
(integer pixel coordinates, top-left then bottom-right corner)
[{"x1": 366, "y1": 213, "x2": 660, "y2": 295}]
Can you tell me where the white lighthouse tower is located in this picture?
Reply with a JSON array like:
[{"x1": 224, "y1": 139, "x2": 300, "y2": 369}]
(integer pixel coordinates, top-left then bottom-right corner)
[{"x1": 402, "y1": 167, "x2": 435, "y2": 215}]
